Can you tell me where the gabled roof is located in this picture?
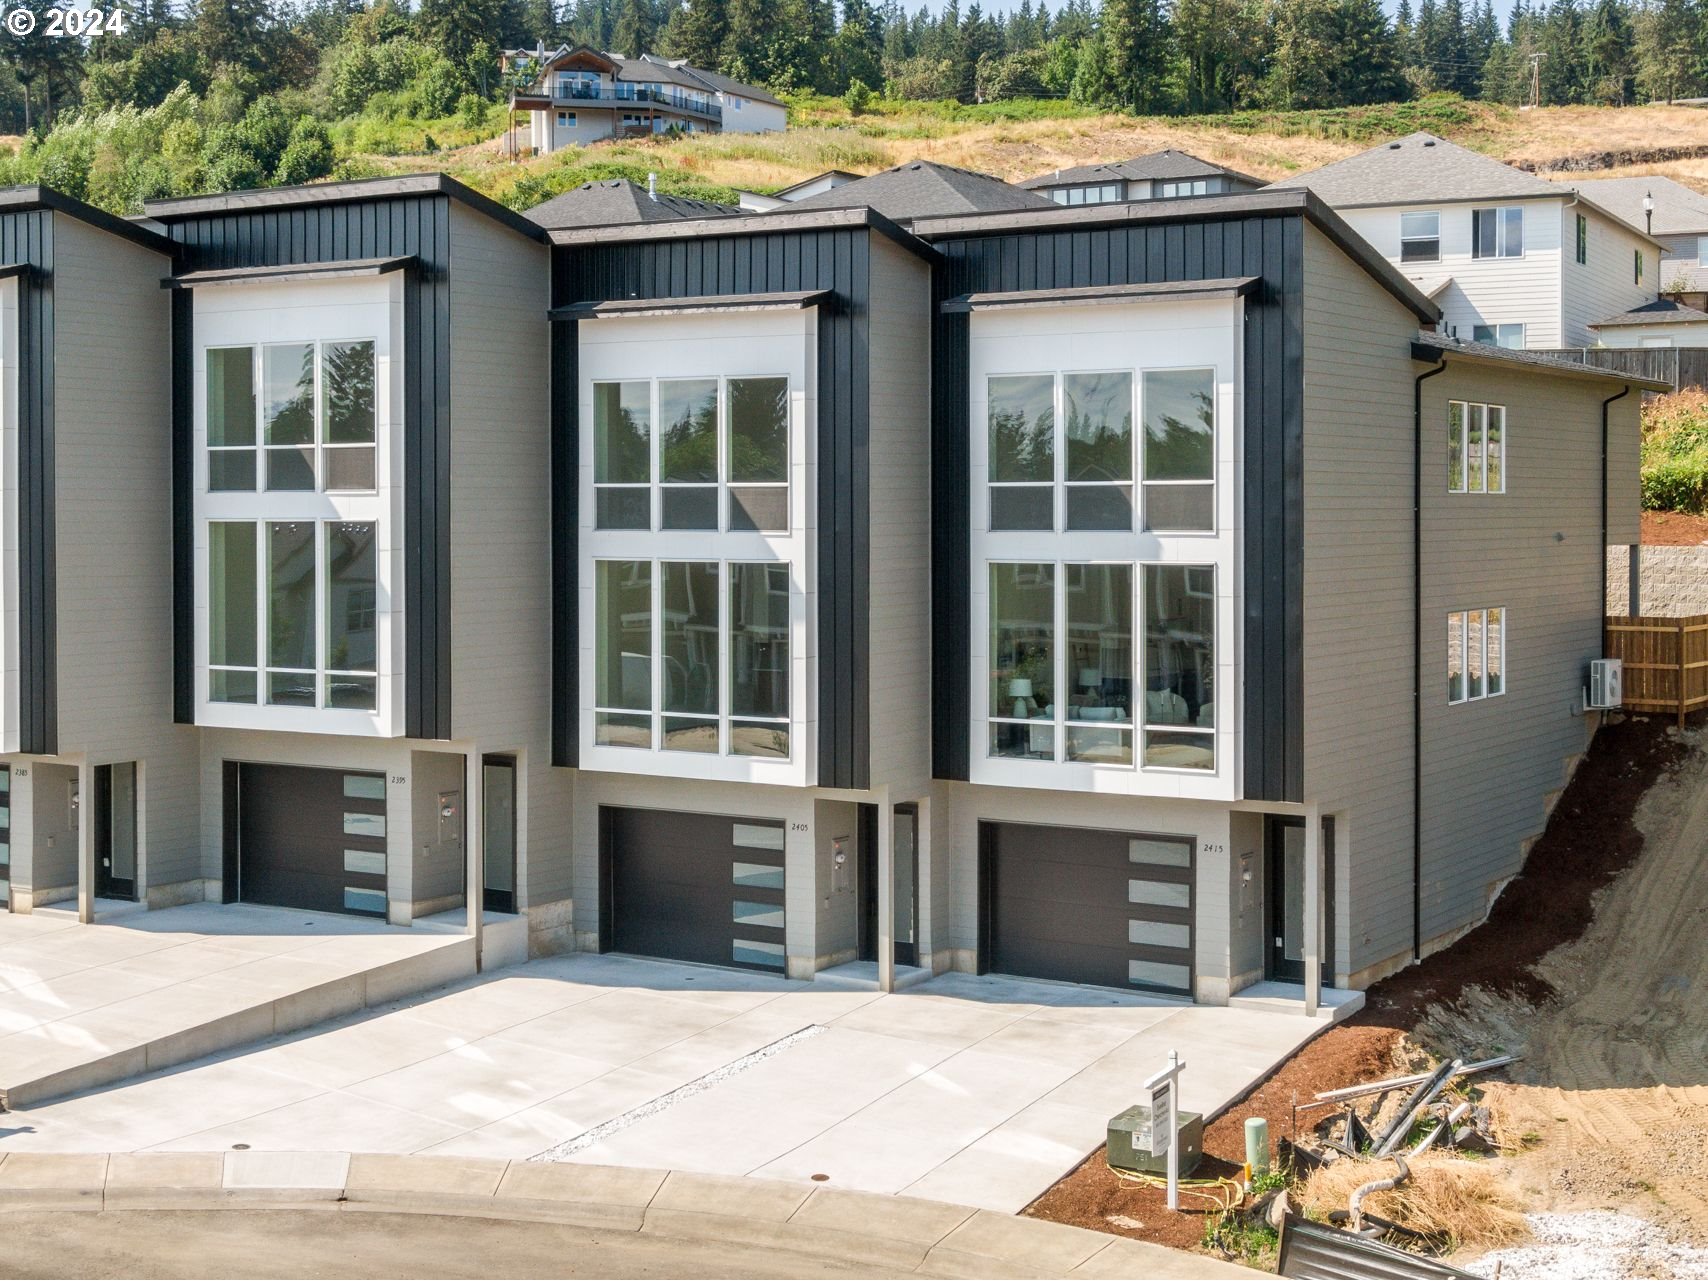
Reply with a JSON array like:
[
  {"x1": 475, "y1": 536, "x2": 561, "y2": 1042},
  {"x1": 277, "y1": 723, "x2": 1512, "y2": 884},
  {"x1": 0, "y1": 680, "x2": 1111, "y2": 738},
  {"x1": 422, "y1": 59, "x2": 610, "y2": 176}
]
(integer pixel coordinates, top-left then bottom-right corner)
[
  {"x1": 665, "y1": 60, "x2": 784, "y2": 108},
  {"x1": 775, "y1": 170, "x2": 860, "y2": 199},
  {"x1": 1270, "y1": 132, "x2": 1563, "y2": 208},
  {"x1": 1020, "y1": 150, "x2": 1259, "y2": 190},
  {"x1": 1567, "y1": 175, "x2": 1708, "y2": 237},
  {"x1": 143, "y1": 172, "x2": 549, "y2": 244},
  {"x1": 524, "y1": 179, "x2": 739, "y2": 230},
  {"x1": 1590, "y1": 297, "x2": 1708, "y2": 328},
  {"x1": 780, "y1": 161, "x2": 1053, "y2": 220}
]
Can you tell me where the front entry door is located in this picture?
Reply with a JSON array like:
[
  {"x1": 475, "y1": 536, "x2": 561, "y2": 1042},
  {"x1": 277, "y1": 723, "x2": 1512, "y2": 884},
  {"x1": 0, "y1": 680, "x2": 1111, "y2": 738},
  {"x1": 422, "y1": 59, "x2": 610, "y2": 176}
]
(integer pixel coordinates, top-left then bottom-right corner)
[
  {"x1": 857, "y1": 804, "x2": 919, "y2": 968},
  {"x1": 482, "y1": 756, "x2": 517, "y2": 914},
  {"x1": 93, "y1": 763, "x2": 139, "y2": 901},
  {"x1": 1266, "y1": 816, "x2": 1306, "y2": 982}
]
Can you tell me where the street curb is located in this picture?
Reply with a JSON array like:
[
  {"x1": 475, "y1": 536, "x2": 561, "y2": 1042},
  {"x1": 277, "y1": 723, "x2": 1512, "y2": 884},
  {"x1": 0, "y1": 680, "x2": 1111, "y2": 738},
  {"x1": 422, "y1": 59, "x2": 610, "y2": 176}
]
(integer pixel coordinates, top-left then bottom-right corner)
[{"x1": 0, "y1": 1151, "x2": 1263, "y2": 1279}]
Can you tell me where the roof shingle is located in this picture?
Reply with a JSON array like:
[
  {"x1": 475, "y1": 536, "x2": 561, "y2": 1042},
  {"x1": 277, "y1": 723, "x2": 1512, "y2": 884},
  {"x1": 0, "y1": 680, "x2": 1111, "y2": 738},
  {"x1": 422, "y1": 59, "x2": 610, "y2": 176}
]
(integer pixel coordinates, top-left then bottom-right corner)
[
  {"x1": 1269, "y1": 132, "x2": 1562, "y2": 207},
  {"x1": 523, "y1": 179, "x2": 739, "y2": 230},
  {"x1": 779, "y1": 161, "x2": 1053, "y2": 219}
]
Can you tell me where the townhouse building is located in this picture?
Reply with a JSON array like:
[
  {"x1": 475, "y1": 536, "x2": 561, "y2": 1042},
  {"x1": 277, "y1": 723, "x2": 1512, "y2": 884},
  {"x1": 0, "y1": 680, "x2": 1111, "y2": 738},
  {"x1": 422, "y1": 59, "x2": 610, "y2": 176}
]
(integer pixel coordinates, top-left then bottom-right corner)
[
  {"x1": 135, "y1": 174, "x2": 564, "y2": 961},
  {"x1": 0, "y1": 188, "x2": 200, "y2": 917},
  {"x1": 1273, "y1": 133, "x2": 1660, "y2": 351},
  {"x1": 505, "y1": 45, "x2": 785, "y2": 153},
  {"x1": 545, "y1": 185, "x2": 1651, "y2": 1004},
  {"x1": 1020, "y1": 151, "x2": 1263, "y2": 207},
  {"x1": 0, "y1": 167, "x2": 1654, "y2": 1019}
]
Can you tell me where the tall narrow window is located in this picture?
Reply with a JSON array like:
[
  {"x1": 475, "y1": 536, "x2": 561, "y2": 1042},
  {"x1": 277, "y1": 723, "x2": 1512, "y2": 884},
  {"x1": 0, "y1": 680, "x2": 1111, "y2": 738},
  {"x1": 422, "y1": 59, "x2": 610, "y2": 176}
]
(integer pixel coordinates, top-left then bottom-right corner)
[
  {"x1": 209, "y1": 522, "x2": 257, "y2": 703},
  {"x1": 1636, "y1": 248, "x2": 1645, "y2": 285},
  {"x1": 263, "y1": 343, "x2": 315, "y2": 491},
  {"x1": 988, "y1": 563, "x2": 1055, "y2": 759},
  {"x1": 1448, "y1": 400, "x2": 1505, "y2": 493},
  {"x1": 595, "y1": 560, "x2": 653, "y2": 747},
  {"x1": 207, "y1": 347, "x2": 256, "y2": 491},
  {"x1": 729, "y1": 563, "x2": 790, "y2": 757},
  {"x1": 988, "y1": 375, "x2": 1054, "y2": 530},
  {"x1": 267, "y1": 521, "x2": 317, "y2": 706},
  {"x1": 659, "y1": 379, "x2": 718, "y2": 530},
  {"x1": 594, "y1": 380, "x2": 652, "y2": 529},
  {"x1": 1143, "y1": 565, "x2": 1214, "y2": 770},
  {"x1": 1065, "y1": 564, "x2": 1133, "y2": 764},
  {"x1": 322, "y1": 340, "x2": 376, "y2": 491},
  {"x1": 326, "y1": 522, "x2": 378, "y2": 711},
  {"x1": 1142, "y1": 369, "x2": 1214, "y2": 531},
  {"x1": 662, "y1": 560, "x2": 719, "y2": 752},
  {"x1": 1448, "y1": 607, "x2": 1505, "y2": 704},
  {"x1": 727, "y1": 377, "x2": 788, "y2": 532},
  {"x1": 1576, "y1": 213, "x2": 1588, "y2": 265},
  {"x1": 1064, "y1": 372, "x2": 1133, "y2": 530}
]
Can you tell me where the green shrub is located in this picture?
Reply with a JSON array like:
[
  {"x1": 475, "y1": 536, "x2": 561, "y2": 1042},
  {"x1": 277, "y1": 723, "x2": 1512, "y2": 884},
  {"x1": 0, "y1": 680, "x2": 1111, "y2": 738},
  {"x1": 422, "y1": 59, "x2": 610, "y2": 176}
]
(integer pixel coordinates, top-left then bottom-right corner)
[
  {"x1": 843, "y1": 79, "x2": 873, "y2": 115},
  {"x1": 275, "y1": 119, "x2": 335, "y2": 186},
  {"x1": 456, "y1": 93, "x2": 489, "y2": 129},
  {"x1": 1641, "y1": 390, "x2": 1708, "y2": 513}
]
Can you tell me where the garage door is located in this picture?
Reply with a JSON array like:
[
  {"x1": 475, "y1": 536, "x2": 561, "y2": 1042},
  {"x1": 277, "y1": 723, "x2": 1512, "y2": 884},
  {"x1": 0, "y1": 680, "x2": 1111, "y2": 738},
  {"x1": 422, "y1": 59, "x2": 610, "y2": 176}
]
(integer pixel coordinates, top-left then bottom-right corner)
[
  {"x1": 602, "y1": 807, "x2": 785, "y2": 972},
  {"x1": 235, "y1": 764, "x2": 388, "y2": 917},
  {"x1": 981, "y1": 821, "x2": 1194, "y2": 996}
]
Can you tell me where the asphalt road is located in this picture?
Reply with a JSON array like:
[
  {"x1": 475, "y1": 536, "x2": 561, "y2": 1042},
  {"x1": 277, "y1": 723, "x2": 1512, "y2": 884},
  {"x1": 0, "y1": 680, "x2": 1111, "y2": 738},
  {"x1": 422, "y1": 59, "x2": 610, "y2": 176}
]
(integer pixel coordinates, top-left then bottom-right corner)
[{"x1": 0, "y1": 1209, "x2": 899, "y2": 1280}]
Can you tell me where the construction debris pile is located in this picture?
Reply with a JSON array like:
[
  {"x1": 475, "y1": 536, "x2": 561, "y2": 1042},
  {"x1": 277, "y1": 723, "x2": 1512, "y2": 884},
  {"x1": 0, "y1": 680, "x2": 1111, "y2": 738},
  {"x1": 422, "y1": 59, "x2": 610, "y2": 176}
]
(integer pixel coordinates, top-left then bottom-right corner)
[{"x1": 1286, "y1": 1055, "x2": 1518, "y2": 1171}]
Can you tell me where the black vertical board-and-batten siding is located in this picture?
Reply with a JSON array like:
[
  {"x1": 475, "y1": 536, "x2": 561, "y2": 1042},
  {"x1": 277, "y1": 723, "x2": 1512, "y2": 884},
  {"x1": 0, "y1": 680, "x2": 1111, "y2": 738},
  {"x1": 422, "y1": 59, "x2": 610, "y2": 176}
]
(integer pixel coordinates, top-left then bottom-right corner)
[
  {"x1": 163, "y1": 196, "x2": 454, "y2": 740},
  {"x1": 0, "y1": 212, "x2": 56, "y2": 755},
  {"x1": 551, "y1": 229, "x2": 872, "y2": 788},
  {"x1": 928, "y1": 214, "x2": 1306, "y2": 803}
]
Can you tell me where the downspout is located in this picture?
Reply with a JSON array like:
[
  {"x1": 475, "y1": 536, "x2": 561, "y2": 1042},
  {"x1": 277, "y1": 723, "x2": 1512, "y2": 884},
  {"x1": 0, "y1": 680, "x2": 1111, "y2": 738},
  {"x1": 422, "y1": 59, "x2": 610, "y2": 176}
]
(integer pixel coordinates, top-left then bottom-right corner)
[
  {"x1": 1414, "y1": 355, "x2": 1449, "y2": 963},
  {"x1": 1602, "y1": 385, "x2": 1631, "y2": 624}
]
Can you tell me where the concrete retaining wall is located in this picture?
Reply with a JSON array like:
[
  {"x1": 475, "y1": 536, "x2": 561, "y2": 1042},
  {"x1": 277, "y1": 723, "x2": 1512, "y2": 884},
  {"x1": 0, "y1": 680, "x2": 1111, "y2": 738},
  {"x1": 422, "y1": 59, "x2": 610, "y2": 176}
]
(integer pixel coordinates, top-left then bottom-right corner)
[{"x1": 1607, "y1": 545, "x2": 1708, "y2": 617}]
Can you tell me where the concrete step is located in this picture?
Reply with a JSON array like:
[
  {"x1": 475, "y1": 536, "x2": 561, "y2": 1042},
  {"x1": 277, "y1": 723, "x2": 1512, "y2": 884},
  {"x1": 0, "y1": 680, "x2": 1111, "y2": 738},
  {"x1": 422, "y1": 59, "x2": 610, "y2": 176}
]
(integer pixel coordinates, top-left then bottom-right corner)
[
  {"x1": 811, "y1": 960, "x2": 934, "y2": 992},
  {"x1": 1226, "y1": 981, "x2": 1366, "y2": 1023},
  {"x1": 0, "y1": 905, "x2": 477, "y2": 1110},
  {"x1": 415, "y1": 909, "x2": 530, "y2": 970}
]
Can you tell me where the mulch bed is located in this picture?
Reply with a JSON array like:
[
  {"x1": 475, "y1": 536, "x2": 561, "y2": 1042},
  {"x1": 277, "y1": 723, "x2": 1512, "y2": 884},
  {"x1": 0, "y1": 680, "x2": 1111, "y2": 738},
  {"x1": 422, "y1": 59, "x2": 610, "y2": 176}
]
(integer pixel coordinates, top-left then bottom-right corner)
[
  {"x1": 1641, "y1": 510, "x2": 1708, "y2": 546},
  {"x1": 1022, "y1": 715, "x2": 1688, "y2": 1254}
]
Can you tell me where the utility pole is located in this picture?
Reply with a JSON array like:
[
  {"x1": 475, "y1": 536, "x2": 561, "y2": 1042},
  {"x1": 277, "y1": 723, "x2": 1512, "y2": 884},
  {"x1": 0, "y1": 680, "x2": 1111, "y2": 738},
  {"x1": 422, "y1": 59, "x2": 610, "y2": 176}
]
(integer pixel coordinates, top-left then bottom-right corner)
[{"x1": 1527, "y1": 53, "x2": 1547, "y2": 110}]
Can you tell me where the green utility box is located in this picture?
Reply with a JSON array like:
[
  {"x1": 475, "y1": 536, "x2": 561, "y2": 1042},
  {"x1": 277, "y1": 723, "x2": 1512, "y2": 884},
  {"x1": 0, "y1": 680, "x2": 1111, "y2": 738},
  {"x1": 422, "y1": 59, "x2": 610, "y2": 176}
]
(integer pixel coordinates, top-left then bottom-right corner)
[{"x1": 1107, "y1": 1104, "x2": 1204, "y2": 1176}]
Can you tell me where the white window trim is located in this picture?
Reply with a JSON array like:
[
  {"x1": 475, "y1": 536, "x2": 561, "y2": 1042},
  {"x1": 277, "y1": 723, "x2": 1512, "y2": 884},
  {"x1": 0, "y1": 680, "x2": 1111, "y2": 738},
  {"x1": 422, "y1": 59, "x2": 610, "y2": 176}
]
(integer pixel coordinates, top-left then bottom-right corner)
[
  {"x1": 1472, "y1": 205, "x2": 1524, "y2": 259},
  {"x1": 1447, "y1": 607, "x2": 1505, "y2": 705},
  {"x1": 1400, "y1": 210, "x2": 1441, "y2": 263},
  {"x1": 967, "y1": 298, "x2": 1242, "y2": 802},
  {"x1": 1447, "y1": 399, "x2": 1506, "y2": 494},
  {"x1": 193, "y1": 274, "x2": 405, "y2": 738},
  {"x1": 577, "y1": 309, "x2": 817, "y2": 788},
  {"x1": 1471, "y1": 323, "x2": 1525, "y2": 351}
]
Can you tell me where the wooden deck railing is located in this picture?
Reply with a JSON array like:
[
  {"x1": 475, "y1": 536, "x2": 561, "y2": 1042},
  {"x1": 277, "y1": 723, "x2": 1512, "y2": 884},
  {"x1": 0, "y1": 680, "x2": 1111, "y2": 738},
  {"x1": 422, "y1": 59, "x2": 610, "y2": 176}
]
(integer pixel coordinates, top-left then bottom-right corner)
[{"x1": 1605, "y1": 615, "x2": 1708, "y2": 727}]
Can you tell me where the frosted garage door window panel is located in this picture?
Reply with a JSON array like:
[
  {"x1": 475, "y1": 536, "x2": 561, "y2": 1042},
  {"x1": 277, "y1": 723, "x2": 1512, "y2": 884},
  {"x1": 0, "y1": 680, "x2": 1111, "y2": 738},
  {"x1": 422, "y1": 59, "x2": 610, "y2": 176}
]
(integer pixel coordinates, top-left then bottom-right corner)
[
  {"x1": 1129, "y1": 878, "x2": 1190, "y2": 908},
  {"x1": 1129, "y1": 959, "x2": 1190, "y2": 991},
  {"x1": 733, "y1": 824, "x2": 785, "y2": 852},
  {"x1": 1130, "y1": 837, "x2": 1191, "y2": 867},
  {"x1": 733, "y1": 861, "x2": 785, "y2": 889}
]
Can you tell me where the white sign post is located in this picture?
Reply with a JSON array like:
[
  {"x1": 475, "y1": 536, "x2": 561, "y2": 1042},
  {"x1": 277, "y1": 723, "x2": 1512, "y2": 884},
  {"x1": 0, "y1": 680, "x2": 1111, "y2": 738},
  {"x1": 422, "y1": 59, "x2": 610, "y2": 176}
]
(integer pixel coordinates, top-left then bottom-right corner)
[{"x1": 1143, "y1": 1050, "x2": 1186, "y2": 1211}]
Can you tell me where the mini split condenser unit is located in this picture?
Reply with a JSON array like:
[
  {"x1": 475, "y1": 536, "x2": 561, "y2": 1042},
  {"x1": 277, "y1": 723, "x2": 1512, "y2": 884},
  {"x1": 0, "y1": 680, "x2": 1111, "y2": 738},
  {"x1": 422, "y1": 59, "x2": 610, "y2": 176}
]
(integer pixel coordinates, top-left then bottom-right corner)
[{"x1": 1585, "y1": 658, "x2": 1623, "y2": 711}]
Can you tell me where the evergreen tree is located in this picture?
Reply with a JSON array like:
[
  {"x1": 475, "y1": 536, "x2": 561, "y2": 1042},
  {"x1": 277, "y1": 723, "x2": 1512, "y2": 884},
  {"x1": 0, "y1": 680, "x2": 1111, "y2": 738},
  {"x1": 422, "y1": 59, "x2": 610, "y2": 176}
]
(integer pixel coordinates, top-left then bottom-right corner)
[
  {"x1": 659, "y1": 0, "x2": 727, "y2": 64},
  {"x1": 610, "y1": 0, "x2": 657, "y2": 55},
  {"x1": 1100, "y1": 0, "x2": 1172, "y2": 111}
]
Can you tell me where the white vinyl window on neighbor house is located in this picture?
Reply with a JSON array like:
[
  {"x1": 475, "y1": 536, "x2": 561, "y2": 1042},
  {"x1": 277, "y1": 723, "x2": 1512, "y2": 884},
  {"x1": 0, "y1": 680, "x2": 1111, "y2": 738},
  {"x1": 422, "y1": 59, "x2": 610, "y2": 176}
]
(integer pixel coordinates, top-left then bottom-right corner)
[
  {"x1": 1448, "y1": 607, "x2": 1505, "y2": 704},
  {"x1": 1472, "y1": 323, "x2": 1524, "y2": 350},
  {"x1": 1400, "y1": 211, "x2": 1441, "y2": 263},
  {"x1": 1472, "y1": 206, "x2": 1523, "y2": 258},
  {"x1": 1448, "y1": 400, "x2": 1505, "y2": 494},
  {"x1": 1050, "y1": 184, "x2": 1123, "y2": 206}
]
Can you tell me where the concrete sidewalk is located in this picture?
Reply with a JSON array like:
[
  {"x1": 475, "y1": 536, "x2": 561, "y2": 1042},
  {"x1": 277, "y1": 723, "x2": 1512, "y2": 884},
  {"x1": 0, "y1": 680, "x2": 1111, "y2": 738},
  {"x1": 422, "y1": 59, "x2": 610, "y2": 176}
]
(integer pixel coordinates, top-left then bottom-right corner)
[{"x1": 0, "y1": 1151, "x2": 1261, "y2": 1279}]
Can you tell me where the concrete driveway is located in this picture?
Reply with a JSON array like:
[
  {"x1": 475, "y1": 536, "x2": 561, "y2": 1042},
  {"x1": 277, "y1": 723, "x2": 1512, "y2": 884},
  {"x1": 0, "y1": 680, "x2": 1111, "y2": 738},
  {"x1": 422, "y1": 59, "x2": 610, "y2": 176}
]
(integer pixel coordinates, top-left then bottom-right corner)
[{"x1": 0, "y1": 953, "x2": 1332, "y2": 1212}]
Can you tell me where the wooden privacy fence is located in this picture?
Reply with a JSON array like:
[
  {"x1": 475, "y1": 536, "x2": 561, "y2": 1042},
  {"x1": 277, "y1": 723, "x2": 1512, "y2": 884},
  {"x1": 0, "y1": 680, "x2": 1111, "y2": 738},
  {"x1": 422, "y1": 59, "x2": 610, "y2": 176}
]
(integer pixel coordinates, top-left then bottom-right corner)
[
  {"x1": 1604, "y1": 614, "x2": 1708, "y2": 726},
  {"x1": 1535, "y1": 347, "x2": 1708, "y2": 391}
]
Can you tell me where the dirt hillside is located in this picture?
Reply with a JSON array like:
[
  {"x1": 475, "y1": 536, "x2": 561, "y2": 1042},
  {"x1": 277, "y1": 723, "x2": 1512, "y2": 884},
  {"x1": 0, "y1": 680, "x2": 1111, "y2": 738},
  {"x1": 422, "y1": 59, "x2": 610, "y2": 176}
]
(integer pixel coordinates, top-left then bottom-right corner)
[{"x1": 1419, "y1": 726, "x2": 1708, "y2": 1235}]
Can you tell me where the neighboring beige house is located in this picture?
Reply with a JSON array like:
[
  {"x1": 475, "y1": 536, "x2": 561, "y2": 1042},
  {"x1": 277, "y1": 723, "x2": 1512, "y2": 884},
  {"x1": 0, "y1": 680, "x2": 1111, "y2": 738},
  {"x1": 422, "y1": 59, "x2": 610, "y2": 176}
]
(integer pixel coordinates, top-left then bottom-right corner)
[
  {"x1": 1570, "y1": 175, "x2": 1708, "y2": 319},
  {"x1": 504, "y1": 45, "x2": 785, "y2": 153},
  {"x1": 1272, "y1": 133, "x2": 1662, "y2": 350}
]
